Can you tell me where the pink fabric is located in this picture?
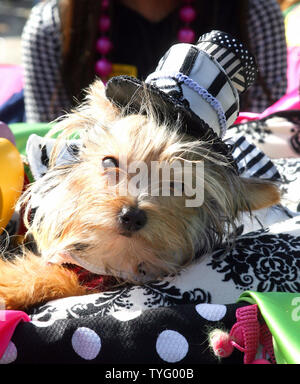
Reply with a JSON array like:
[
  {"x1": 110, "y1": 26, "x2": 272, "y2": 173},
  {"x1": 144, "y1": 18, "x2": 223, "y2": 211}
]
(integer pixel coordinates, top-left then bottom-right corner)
[
  {"x1": 0, "y1": 310, "x2": 30, "y2": 359},
  {"x1": 235, "y1": 46, "x2": 300, "y2": 125},
  {"x1": 260, "y1": 323, "x2": 276, "y2": 364},
  {"x1": 287, "y1": 46, "x2": 300, "y2": 93},
  {"x1": 0, "y1": 65, "x2": 24, "y2": 106},
  {"x1": 228, "y1": 304, "x2": 275, "y2": 364},
  {"x1": 229, "y1": 304, "x2": 260, "y2": 364},
  {"x1": 236, "y1": 88, "x2": 300, "y2": 124}
]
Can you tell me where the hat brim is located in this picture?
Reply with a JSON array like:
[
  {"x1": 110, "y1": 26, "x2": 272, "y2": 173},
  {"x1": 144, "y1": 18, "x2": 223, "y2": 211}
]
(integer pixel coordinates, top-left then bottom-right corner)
[
  {"x1": 105, "y1": 76, "x2": 237, "y2": 171},
  {"x1": 105, "y1": 76, "x2": 211, "y2": 139}
]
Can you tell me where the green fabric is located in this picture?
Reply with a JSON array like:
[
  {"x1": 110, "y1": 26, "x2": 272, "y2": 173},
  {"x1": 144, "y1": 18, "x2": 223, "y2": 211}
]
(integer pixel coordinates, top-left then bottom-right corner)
[
  {"x1": 9, "y1": 122, "x2": 79, "y2": 182},
  {"x1": 238, "y1": 291, "x2": 300, "y2": 364},
  {"x1": 9, "y1": 123, "x2": 54, "y2": 183},
  {"x1": 10, "y1": 122, "x2": 53, "y2": 156}
]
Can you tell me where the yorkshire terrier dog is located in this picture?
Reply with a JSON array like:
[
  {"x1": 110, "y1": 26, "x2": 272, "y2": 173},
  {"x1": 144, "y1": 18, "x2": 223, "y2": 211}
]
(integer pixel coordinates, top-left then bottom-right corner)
[
  {"x1": 0, "y1": 80, "x2": 279, "y2": 311},
  {"x1": 0, "y1": 31, "x2": 280, "y2": 311}
]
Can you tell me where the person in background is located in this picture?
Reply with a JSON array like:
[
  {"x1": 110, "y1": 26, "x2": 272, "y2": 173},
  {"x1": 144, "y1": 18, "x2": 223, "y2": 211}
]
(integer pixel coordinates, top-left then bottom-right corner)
[{"x1": 21, "y1": 0, "x2": 287, "y2": 123}]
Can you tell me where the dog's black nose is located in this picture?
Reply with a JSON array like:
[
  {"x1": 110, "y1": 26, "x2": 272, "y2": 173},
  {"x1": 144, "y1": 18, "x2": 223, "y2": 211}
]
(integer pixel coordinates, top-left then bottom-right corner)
[{"x1": 118, "y1": 207, "x2": 147, "y2": 232}]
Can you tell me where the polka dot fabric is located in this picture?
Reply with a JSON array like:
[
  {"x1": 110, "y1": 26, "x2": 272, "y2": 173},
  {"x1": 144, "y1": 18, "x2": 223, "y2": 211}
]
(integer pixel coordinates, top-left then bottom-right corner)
[
  {"x1": 156, "y1": 330, "x2": 189, "y2": 363},
  {"x1": 195, "y1": 303, "x2": 227, "y2": 321},
  {"x1": 5, "y1": 302, "x2": 247, "y2": 364},
  {"x1": 71, "y1": 327, "x2": 101, "y2": 360},
  {"x1": 0, "y1": 342, "x2": 17, "y2": 364},
  {"x1": 197, "y1": 30, "x2": 257, "y2": 92}
]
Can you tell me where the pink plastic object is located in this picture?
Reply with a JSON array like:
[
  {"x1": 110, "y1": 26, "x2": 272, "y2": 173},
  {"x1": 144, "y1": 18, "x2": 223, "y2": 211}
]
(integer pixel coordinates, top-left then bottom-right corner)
[{"x1": 0, "y1": 310, "x2": 30, "y2": 359}]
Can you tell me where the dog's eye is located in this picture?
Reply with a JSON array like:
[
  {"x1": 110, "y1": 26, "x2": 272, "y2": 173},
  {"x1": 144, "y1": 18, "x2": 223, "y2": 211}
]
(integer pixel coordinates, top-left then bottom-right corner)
[{"x1": 102, "y1": 157, "x2": 119, "y2": 169}]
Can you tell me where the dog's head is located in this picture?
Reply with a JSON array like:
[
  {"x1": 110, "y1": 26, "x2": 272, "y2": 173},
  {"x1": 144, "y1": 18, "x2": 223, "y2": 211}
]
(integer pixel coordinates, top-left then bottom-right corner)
[{"x1": 20, "y1": 80, "x2": 280, "y2": 282}]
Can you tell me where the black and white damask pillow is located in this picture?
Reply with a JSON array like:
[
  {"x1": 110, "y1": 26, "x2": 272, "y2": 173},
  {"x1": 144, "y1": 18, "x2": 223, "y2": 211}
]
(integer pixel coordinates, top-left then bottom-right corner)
[{"x1": 26, "y1": 215, "x2": 300, "y2": 327}]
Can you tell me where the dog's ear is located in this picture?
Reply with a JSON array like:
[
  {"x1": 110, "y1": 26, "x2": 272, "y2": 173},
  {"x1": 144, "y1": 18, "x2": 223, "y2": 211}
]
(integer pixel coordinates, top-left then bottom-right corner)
[
  {"x1": 239, "y1": 178, "x2": 281, "y2": 211},
  {"x1": 87, "y1": 79, "x2": 120, "y2": 124}
]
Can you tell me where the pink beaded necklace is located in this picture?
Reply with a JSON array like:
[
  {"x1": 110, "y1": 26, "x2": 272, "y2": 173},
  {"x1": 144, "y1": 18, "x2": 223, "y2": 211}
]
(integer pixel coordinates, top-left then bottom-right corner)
[{"x1": 95, "y1": 0, "x2": 197, "y2": 82}]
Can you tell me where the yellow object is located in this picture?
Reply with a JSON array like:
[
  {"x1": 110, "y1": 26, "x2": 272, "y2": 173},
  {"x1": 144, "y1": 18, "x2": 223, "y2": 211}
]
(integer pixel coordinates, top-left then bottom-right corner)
[
  {"x1": 0, "y1": 188, "x2": 3, "y2": 225},
  {"x1": 110, "y1": 63, "x2": 138, "y2": 78},
  {"x1": 0, "y1": 138, "x2": 24, "y2": 234},
  {"x1": 285, "y1": 4, "x2": 300, "y2": 47}
]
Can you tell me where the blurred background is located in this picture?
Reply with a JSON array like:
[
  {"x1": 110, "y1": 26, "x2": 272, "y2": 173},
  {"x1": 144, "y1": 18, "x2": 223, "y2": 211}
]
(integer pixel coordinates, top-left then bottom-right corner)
[
  {"x1": 0, "y1": 0, "x2": 296, "y2": 65},
  {"x1": 0, "y1": 0, "x2": 299, "y2": 125},
  {"x1": 0, "y1": 0, "x2": 33, "y2": 64}
]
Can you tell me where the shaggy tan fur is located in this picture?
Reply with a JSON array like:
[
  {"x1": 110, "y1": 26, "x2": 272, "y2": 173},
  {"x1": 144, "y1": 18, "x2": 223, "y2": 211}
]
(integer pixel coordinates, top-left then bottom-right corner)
[
  {"x1": 0, "y1": 252, "x2": 88, "y2": 310},
  {"x1": 0, "y1": 80, "x2": 280, "y2": 311}
]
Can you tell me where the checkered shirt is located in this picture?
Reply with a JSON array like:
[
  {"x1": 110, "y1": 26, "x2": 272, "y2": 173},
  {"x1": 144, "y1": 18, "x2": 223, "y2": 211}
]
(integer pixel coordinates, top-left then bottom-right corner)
[{"x1": 21, "y1": 0, "x2": 287, "y2": 122}]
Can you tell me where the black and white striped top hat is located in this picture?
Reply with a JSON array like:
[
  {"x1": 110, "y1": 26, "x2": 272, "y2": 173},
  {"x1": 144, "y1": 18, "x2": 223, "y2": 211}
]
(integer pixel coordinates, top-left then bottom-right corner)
[{"x1": 106, "y1": 30, "x2": 257, "y2": 159}]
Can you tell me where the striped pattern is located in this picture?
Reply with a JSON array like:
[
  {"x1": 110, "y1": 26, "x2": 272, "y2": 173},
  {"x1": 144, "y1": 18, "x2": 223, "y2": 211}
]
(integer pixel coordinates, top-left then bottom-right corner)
[
  {"x1": 174, "y1": 72, "x2": 227, "y2": 137},
  {"x1": 197, "y1": 41, "x2": 245, "y2": 92},
  {"x1": 197, "y1": 30, "x2": 257, "y2": 94},
  {"x1": 228, "y1": 135, "x2": 281, "y2": 180},
  {"x1": 145, "y1": 39, "x2": 243, "y2": 136},
  {"x1": 196, "y1": 40, "x2": 244, "y2": 126}
]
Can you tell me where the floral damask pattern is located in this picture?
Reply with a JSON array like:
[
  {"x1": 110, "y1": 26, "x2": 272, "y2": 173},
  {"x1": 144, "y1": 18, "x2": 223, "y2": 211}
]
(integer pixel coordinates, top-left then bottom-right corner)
[{"x1": 209, "y1": 230, "x2": 300, "y2": 292}]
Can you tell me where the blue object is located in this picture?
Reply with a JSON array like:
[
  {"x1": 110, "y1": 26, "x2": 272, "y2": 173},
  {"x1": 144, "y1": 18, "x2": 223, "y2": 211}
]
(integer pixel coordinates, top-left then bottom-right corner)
[{"x1": 0, "y1": 89, "x2": 26, "y2": 124}]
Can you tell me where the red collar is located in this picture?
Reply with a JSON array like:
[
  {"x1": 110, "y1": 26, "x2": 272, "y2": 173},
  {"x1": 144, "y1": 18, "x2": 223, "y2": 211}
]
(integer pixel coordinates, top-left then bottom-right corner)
[{"x1": 65, "y1": 264, "x2": 118, "y2": 291}]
